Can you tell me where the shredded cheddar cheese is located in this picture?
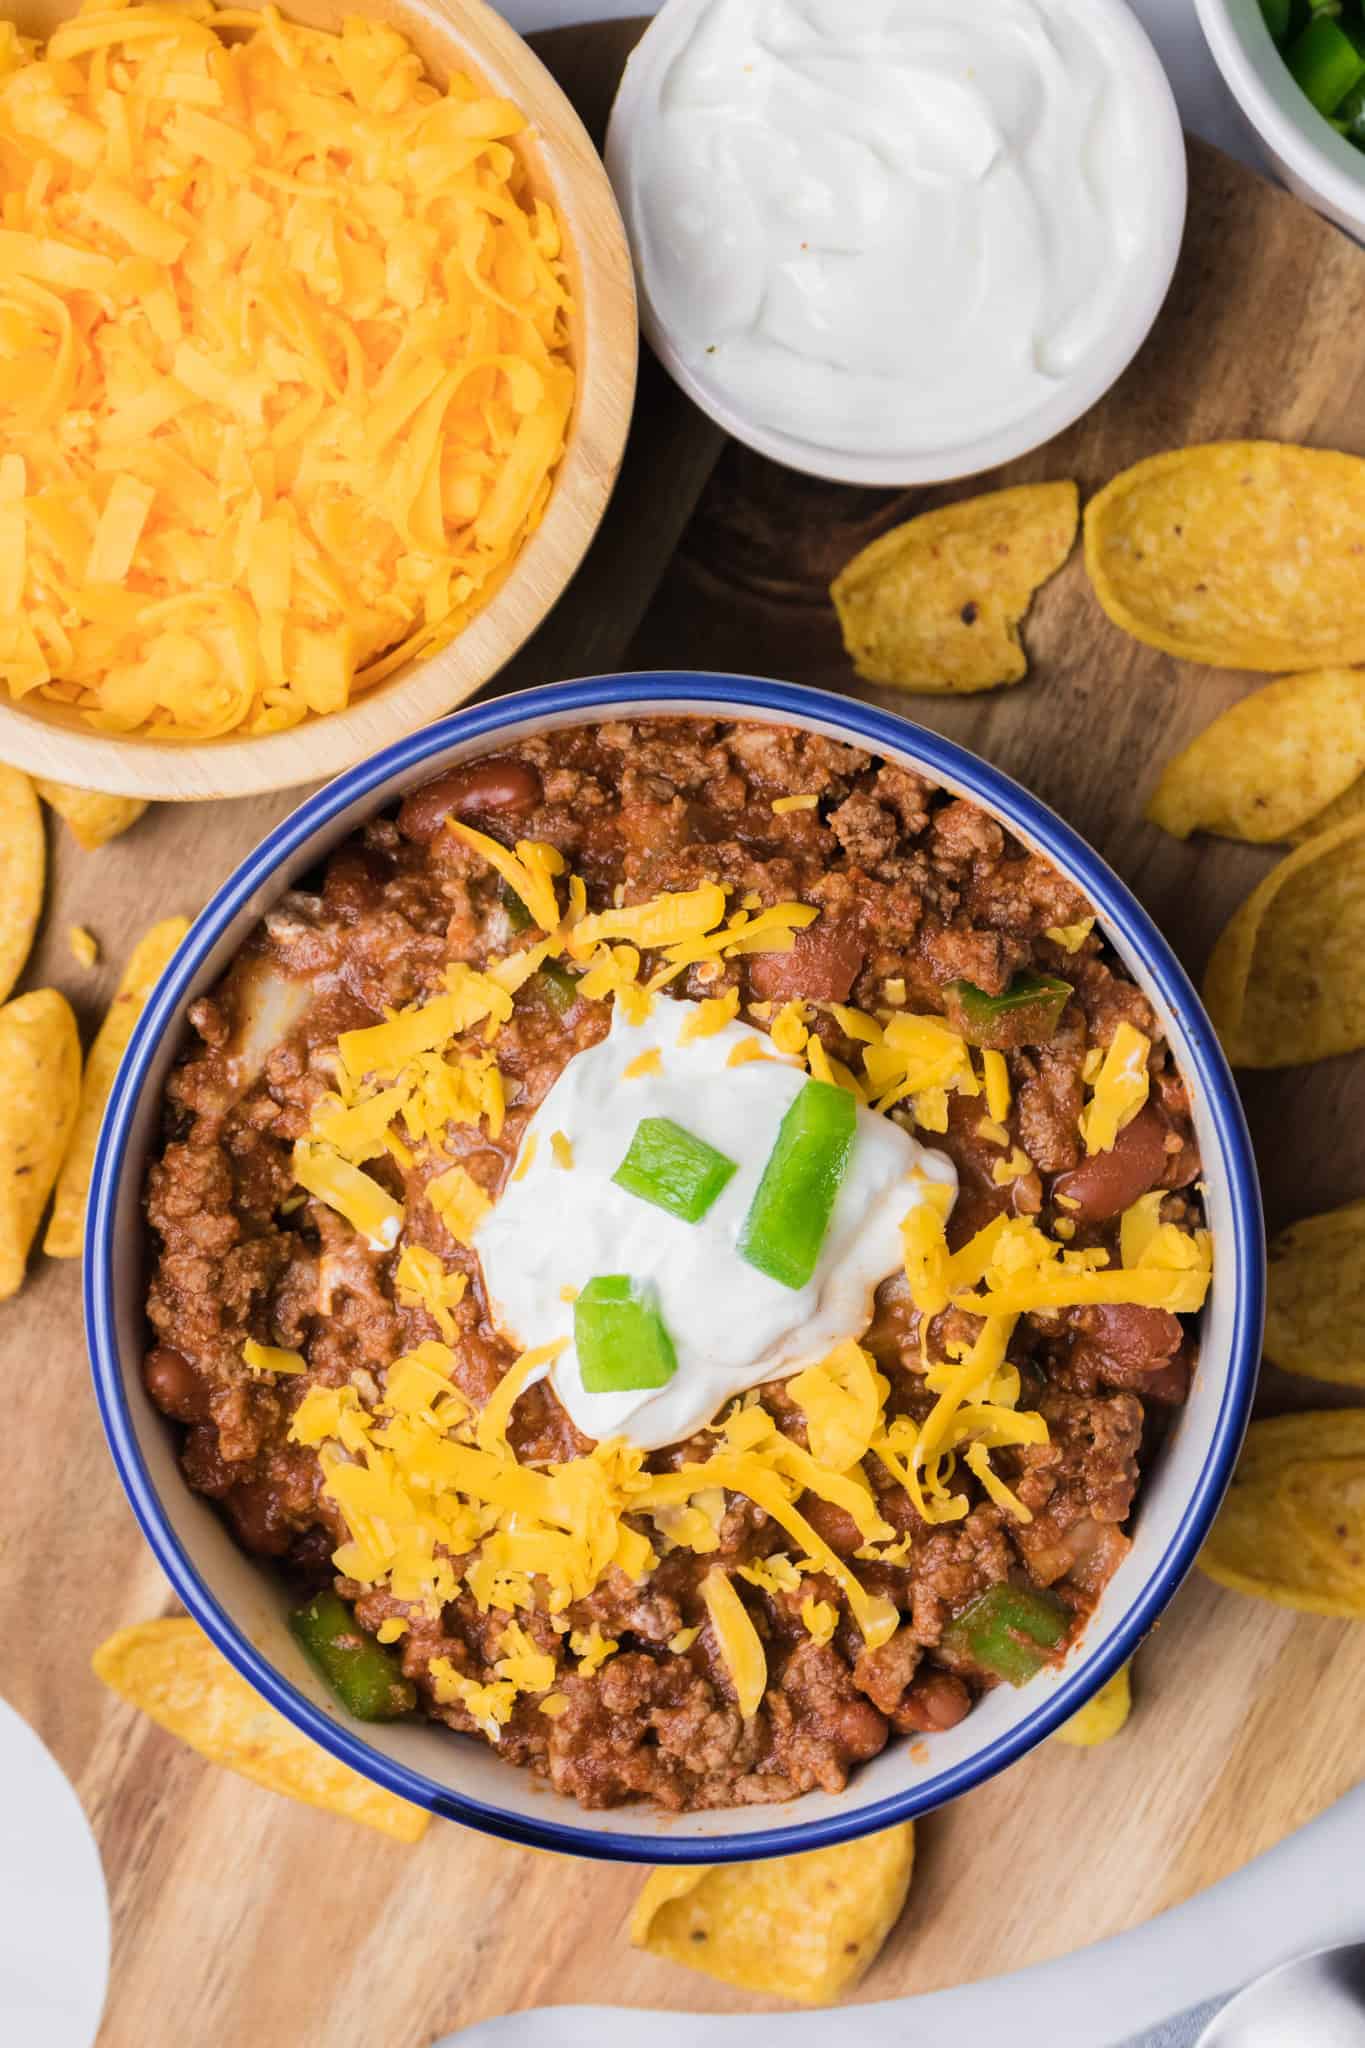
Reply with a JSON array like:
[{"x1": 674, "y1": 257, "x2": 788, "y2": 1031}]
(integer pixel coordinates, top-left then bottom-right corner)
[
  {"x1": 0, "y1": 1, "x2": 575, "y2": 736},
  {"x1": 788, "y1": 1340, "x2": 884, "y2": 1472},
  {"x1": 861, "y1": 1012, "x2": 979, "y2": 1116},
  {"x1": 899, "y1": 1172, "x2": 956, "y2": 1318},
  {"x1": 449, "y1": 826, "x2": 565, "y2": 936},
  {"x1": 512, "y1": 1133, "x2": 538, "y2": 1182},
  {"x1": 1045, "y1": 916, "x2": 1096, "y2": 952},
  {"x1": 242, "y1": 1337, "x2": 306, "y2": 1375},
  {"x1": 1080, "y1": 1022, "x2": 1151, "y2": 1155},
  {"x1": 677, "y1": 987, "x2": 740, "y2": 1041},
  {"x1": 427, "y1": 1163, "x2": 491, "y2": 1244},
  {"x1": 570, "y1": 1624, "x2": 618, "y2": 1676},
  {"x1": 726, "y1": 1036, "x2": 775, "y2": 1067},
  {"x1": 393, "y1": 1244, "x2": 467, "y2": 1340},
  {"x1": 948, "y1": 1213, "x2": 1211, "y2": 1317},
  {"x1": 770, "y1": 999, "x2": 811, "y2": 1056},
  {"x1": 569, "y1": 884, "x2": 726, "y2": 960},
  {"x1": 800, "y1": 1596, "x2": 838, "y2": 1645},
  {"x1": 292, "y1": 1139, "x2": 402, "y2": 1249},
  {"x1": 981, "y1": 1048, "x2": 1011, "y2": 1123},
  {"x1": 990, "y1": 1146, "x2": 1034, "y2": 1187},
  {"x1": 701, "y1": 1569, "x2": 767, "y2": 1717}
]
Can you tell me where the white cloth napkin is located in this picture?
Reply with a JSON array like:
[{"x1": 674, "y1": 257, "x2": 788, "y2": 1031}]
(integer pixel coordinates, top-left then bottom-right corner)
[
  {"x1": 442, "y1": 1787, "x2": 1365, "y2": 2048},
  {"x1": 1119, "y1": 1995, "x2": 1230, "y2": 2047}
]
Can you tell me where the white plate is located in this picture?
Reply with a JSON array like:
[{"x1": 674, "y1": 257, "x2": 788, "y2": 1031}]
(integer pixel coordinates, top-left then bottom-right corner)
[{"x1": 0, "y1": 1697, "x2": 110, "y2": 2048}]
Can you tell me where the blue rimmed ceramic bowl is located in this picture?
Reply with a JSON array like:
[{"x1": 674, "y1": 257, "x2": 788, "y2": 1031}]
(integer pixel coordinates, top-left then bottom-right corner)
[{"x1": 86, "y1": 674, "x2": 1264, "y2": 1864}]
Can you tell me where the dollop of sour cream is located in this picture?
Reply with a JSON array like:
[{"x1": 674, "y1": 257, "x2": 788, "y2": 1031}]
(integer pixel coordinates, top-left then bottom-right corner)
[
  {"x1": 619, "y1": 0, "x2": 1156, "y2": 456},
  {"x1": 474, "y1": 996, "x2": 957, "y2": 1450}
]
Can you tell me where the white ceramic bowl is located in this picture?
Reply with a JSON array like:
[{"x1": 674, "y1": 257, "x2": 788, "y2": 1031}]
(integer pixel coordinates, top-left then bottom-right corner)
[
  {"x1": 87, "y1": 675, "x2": 1263, "y2": 1863},
  {"x1": 603, "y1": 0, "x2": 1188, "y2": 487},
  {"x1": 1195, "y1": 0, "x2": 1365, "y2": 241}
]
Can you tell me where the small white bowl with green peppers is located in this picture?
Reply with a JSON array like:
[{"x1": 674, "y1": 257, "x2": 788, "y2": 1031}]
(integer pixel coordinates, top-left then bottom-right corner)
[{"x1": 1195, "y1": 0, "x2": 1365, "y2": 238}]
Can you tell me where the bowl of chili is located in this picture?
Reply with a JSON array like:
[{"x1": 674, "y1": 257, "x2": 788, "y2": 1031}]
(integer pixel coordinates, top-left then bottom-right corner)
[{"x1": 86, "y1": 674, "x2": 1263, "y2": 1861}]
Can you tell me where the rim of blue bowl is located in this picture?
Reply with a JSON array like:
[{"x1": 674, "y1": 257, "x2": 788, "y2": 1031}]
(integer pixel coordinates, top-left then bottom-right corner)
[{"x1": 87, "y1": 673, "x2": 1264, "y2": 1865}]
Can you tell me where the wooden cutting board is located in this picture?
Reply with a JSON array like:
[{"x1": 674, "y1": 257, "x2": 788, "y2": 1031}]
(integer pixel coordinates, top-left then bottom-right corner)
[{"x1": 4, "y1": 20, "x2": 1365, "y2": 2047}]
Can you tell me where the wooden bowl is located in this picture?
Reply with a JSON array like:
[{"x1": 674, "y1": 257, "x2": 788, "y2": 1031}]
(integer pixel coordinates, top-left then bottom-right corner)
[{"x1": 0, "y1": 0, "x2": 637, "y2": 801}]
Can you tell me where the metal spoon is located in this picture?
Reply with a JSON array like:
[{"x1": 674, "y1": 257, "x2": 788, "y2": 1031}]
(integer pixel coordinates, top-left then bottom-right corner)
[{"x1": 1198, "y1": 1944, "x2": 1365, "y2": 2046}]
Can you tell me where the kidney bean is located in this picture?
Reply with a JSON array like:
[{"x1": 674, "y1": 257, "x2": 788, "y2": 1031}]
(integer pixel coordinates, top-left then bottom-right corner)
[
  {"x1": 832, "y1": 1694, "x2": 891, "y2": 1763},
  {"x1": 397, "y1": 757, "x2": 542, "y2": 842},
  {"x1": 748, "y1": 917, "x2": 864, "y2": 1003},
  {"x1": 224, "y1": 1476, "x2": 294, "y2": 1556},
  {"x1": 143, "y1": 1346, "x2": 211, "y2": 1424},
  {"x1": 1068, "y1": 1307, "x2": 1189, "y2": 1404},
  {"x1": 891, "y1": 1670, "x2": 973, "y2": 1734},
  {"x1": 1051, "y1": 1103, "x2": 1171, "y2": 1223}
]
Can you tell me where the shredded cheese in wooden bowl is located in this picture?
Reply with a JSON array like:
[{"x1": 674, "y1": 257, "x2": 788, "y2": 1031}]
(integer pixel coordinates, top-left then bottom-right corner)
[{"x1": 0, "y1": 0, "x2": 580, "y2": 743}]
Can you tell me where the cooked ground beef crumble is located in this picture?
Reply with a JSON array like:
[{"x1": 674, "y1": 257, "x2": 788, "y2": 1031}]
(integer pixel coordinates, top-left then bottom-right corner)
[{"x1": 142, "y1": 718, "x2": 1204, "y2": 1811}]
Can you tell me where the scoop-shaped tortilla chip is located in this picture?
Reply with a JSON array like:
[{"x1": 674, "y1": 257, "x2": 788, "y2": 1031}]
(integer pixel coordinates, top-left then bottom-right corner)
[
  {"x1": 1236, "y1": 1409, "x2": 1365, "y2": 1487},
  {"x1": 0, "y1": 765, "x2": 44, "y2": 1005},
  {"x1": 0, "y1": 987, "x2": 80, "y2": 1298},
  {"x1": 1086, "y1": 443, "x2": 1365, "y2": 670},
  {"x1": 831, "y1": 483, "x2": 1078, "y2": 693},
  {"x1": 46, "y1": 915, "x2": 189, "y2": 1257},
  {"x1": 1289, "y1": 771, "x2": 1365, "y2": 846},
  {"x1": 34, "y1": 777, "x2": 148, "y2": 850},
  {"x1": 631, "y1": 1824, "x2": 914, "y2": 2005},
  {"x1": 1053, "y1": 1662, "x2": 1132, "y2": 1747},
  {"x1": 1264, "y1": 1200, "x2": 1365, "y2": 1386},
  {"x1": 1203, "y1": 815, "x2": 1365, "y2": 1066},
  {"x1": 1200, "y1": 1476, "x2": 1365, "y2": 1616},
  {"x1": 92, "y1": 1619, "x2": 429, "y2": 1842},
  {"x1": 1199, "y1": 1414, "x2": 1365, "y2": 1618},
  {"x1": 1280, "y1": 1458, "x2": 1365, "y2": 1585},
  {"x1": 1147, "y1": 670, "x2": 1365, "y2": 843}
]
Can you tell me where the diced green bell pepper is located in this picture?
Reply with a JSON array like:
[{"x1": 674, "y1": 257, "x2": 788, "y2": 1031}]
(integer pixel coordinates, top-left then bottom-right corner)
[
  {"x1": 289, "y1": 1590, "x2": 417, "y2": 1720},
  {"x1": 1337, "y1": 71, "x2": 1365, "y2": 138},
  {"x1": 535, "y1": 960, "x2": 580, "y2": 1014},
  {"x1": 1287, "y1": 13, "x2": 1365, "y2": 110},
  {"x1": 575, "y1": 1274, "x2": 678, "y2": 1393},
  {"x1": 613, "y1": 1115, "x2": 737, "y2": 1223},
  {"x1": 940, "y1": 1583, "x2": 1071, "y2": 1687},
  {"x1": 499, "y1": 880, "x2": 534, "y2": 933},
  {"x1": 738, "y1": 1079, "x2": 856, "y2": 1291},
  {"x1": 945, "y1": 972, "x2": 1073, "y2": 1050}
]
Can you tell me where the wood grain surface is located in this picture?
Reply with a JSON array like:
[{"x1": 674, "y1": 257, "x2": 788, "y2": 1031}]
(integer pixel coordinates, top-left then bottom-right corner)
[{"x1": 3, "y1": 23, "x2": 1365, "y2": 2048}]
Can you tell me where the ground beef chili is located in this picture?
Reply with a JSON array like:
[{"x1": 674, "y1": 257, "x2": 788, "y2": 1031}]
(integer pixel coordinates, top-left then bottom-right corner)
[{"x1": 143, "y1": 718, "x2": 1206, "y2": 1812}]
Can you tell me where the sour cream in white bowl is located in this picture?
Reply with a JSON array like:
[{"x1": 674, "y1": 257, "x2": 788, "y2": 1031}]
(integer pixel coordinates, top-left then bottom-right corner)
[{"x1": 605, "y1": 0, "x2": 1188, "y2": 484}]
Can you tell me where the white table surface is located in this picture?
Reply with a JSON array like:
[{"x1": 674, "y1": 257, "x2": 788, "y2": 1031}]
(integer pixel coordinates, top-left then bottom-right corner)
[
  {"x1": 493, "y1": 0, "x2": 1259, "y2": 172},
  {"x1": 459, "y1": 9, "x2": 1350, "y2": 2047}
]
